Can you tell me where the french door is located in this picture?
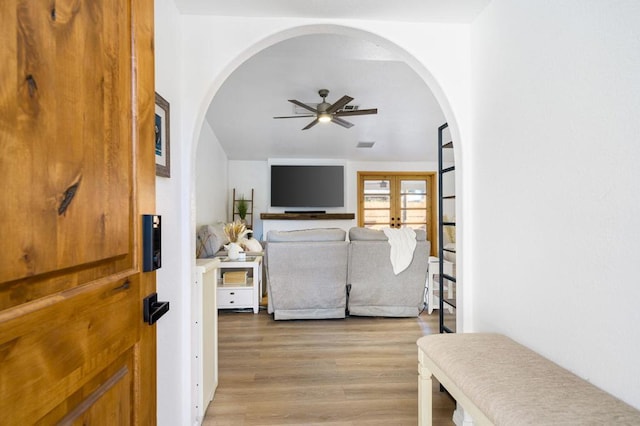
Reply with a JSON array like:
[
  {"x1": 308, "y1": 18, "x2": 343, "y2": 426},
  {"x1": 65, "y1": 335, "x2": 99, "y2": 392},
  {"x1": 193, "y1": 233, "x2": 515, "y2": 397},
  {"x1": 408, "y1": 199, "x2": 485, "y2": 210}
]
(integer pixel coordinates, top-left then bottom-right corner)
[{"x1": 357, "y1": 172, "x2": 436, "y2": 254}]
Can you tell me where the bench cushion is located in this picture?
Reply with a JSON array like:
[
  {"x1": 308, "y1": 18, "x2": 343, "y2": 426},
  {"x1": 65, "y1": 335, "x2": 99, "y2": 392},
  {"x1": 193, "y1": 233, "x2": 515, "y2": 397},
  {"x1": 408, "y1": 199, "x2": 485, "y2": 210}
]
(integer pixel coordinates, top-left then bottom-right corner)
[{"x1": 417, "y1": 333, "x2": 640, "y2": 425}]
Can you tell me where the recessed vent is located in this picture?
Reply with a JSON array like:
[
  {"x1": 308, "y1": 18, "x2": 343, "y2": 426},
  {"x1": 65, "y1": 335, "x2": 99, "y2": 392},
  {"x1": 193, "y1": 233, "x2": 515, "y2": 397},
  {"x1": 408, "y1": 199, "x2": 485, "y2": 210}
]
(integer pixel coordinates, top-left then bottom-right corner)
[{"x1": 357, "y1": 141, "x2": 375, "y2": 148}]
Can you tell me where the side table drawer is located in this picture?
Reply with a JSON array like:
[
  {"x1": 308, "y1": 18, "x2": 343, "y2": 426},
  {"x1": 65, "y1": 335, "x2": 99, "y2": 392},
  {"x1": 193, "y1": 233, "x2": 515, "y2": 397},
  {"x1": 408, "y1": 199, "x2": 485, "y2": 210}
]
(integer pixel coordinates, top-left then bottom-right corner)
[{"x1": 217, "y1": 288, "x2": 253, "y2": 308}]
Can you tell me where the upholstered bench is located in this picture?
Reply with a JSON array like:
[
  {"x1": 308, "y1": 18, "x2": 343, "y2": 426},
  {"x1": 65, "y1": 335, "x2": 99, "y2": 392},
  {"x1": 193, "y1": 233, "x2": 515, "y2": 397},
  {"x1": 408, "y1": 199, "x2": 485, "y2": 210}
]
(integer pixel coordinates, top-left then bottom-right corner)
[{"x1": 417, "y1": 333, "x2": 640, "y2": 425}]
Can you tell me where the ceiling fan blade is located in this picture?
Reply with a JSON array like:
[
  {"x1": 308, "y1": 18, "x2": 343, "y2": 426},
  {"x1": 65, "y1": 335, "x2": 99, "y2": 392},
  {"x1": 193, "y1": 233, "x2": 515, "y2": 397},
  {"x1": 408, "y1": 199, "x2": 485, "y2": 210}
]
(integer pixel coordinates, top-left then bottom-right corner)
[
  {"x1": 288, "y1": 99, "x2": 317, "y2": 113},
  {"x1": 327, "y1": 95, "x2": 354, "y2": 114},
  {"x1": 273, "y1": 115, "x2": 315, "y2": 119},
  {"x1": 334, "y1": 108, "x2": 378, "y2": 117},
  {"x1": 302, "y1": 118, "x2": 319, "y2": 130},
  {"x1": 332, "y1": 117, "x2": 354, "y2": 129}
]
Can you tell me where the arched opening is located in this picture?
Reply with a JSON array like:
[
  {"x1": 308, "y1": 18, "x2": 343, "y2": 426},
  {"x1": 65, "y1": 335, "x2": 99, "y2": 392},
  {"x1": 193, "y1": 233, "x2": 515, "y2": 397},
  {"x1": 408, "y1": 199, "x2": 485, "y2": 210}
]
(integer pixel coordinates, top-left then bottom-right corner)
[{"x1": 189, "y1": 23, "x2": 464, "y2": 421}]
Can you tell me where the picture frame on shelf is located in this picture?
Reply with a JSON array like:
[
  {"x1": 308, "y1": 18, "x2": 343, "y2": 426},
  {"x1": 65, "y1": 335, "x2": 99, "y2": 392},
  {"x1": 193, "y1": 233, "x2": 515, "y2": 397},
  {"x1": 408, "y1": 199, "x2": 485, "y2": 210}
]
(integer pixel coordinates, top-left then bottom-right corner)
[{"x1": 155, "y1": 92, "x2": 170, "y2": 177}]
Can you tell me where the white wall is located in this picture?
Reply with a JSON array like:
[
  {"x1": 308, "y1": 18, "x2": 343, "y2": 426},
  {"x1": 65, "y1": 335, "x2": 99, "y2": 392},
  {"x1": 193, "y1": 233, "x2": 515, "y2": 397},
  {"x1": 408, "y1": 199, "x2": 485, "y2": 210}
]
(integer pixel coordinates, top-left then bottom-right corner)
[
  {"x1": 227, "y1": 160, "x2": 269, "y2": 239},
  {"x1": 195, "y1": 121, "x2": 228, "y2": 229},
  {"x1": 471, "y1": 0, "x2": 640, "y2": 409},
  {"x1": 224, "y1": 159, "x2": 438, "y2": 237},
  {"x1": 154, "y1": 3, "x2": 640, "y2": 421},
  {"x1": 154, "y1": 1, "x2": 191, "y2": 425}
]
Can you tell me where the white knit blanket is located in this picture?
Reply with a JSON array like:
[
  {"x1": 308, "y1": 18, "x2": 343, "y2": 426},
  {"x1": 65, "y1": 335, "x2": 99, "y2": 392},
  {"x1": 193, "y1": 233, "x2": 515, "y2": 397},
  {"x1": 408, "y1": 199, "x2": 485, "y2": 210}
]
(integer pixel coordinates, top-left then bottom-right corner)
[{"x1": 382, "y1": 227, "x2": 417, "y2": 275}]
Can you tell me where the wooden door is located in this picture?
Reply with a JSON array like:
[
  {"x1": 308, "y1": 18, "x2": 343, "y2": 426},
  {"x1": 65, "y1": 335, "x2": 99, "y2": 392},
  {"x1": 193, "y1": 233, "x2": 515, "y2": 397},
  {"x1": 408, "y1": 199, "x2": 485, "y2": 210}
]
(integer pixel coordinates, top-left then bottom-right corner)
[
  {"x1": 0, "y1": 0, "x2": 156, "y2": 424},
  {"x1": 358, "y1": 172, "x2": 437, "y2": 255}
]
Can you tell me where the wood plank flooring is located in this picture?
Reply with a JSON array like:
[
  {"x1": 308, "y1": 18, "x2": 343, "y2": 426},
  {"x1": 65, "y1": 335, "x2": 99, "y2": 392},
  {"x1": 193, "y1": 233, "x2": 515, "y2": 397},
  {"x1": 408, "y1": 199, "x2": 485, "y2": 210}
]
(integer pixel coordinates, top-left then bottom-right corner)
[{"x1": 203, "y1": 308, "x2": 455, "y2": 425}]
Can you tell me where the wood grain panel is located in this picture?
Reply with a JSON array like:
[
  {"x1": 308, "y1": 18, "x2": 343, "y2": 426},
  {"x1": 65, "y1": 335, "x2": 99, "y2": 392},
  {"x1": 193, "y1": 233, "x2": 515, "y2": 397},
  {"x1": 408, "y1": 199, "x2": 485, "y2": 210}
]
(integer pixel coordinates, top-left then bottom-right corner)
[
  {"x1": 1, "y1": 0, "x2": 132, "y2": 283},
  {"x1": 0, "y1": 275, "x2": 139, "y2": 425},
  {"x1": 37, "y1": 353, "x2": 134, "y2": 425}
]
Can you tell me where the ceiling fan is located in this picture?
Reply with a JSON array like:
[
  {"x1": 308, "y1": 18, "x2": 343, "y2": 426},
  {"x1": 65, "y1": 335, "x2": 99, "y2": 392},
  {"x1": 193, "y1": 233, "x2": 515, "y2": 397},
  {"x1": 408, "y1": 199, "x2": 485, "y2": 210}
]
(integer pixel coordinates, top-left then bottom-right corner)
[{"x1": 273, "y1": 89, "x2": 378, "y2": 130}]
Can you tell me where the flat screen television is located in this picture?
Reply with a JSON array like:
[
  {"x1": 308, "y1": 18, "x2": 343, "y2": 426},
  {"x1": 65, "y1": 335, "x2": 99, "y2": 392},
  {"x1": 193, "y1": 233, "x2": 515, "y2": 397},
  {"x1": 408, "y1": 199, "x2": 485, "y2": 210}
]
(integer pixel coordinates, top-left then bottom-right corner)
[{"x1": 270, "y1": 165, "x2": 344, "y2": 208}]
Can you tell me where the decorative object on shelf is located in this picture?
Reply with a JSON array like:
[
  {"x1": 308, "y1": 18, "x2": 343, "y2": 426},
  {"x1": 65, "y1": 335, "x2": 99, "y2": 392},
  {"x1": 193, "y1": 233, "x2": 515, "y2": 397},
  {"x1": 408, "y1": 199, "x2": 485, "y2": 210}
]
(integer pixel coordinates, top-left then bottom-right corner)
[
  {"x1": 224, "y1": 242, "x2": 243, "y2": 260},
  {"x1": 242, "y1": 237, "x2": 263, "y2": 253},
  {"x1": 223, "y1": 220, "x2": 250, "y2": 242},
  {"x1": 236, "y1": 195, "x2": 248, "y2": 221},
  {"x1": 223, "y1": 271, "x2": 247, "y2": 285},
  {"x1": 231, "y1": 188, "x2": 254, "y2": 228},
  {"x1": 154, "y1": 92, "x2": 170, "y2": 177},
  {"x1": 223, "y1": 220, "x2": 251, "y2": 260}
]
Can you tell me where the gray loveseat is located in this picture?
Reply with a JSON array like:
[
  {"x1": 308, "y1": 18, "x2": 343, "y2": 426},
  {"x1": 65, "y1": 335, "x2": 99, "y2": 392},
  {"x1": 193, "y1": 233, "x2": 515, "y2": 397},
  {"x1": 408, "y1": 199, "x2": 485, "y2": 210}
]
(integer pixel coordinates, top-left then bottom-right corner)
[{"x1": 265, "y1": 227, "x2": 430, "y2": 320}]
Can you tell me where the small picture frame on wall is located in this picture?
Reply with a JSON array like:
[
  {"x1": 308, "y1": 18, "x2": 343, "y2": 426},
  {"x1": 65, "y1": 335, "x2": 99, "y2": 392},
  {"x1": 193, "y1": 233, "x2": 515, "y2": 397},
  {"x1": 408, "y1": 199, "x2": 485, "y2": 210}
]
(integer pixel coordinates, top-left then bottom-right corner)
[{"x1": 155, "y1": 92, "x2": 170, "y2": 177}]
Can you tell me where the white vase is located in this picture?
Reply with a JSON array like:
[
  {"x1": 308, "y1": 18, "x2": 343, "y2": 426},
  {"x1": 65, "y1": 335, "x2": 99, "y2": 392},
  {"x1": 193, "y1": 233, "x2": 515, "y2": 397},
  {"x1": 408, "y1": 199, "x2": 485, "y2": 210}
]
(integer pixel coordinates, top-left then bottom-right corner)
[{"x1": 225, "y1": 242, "x2": 242, "y2": 260}]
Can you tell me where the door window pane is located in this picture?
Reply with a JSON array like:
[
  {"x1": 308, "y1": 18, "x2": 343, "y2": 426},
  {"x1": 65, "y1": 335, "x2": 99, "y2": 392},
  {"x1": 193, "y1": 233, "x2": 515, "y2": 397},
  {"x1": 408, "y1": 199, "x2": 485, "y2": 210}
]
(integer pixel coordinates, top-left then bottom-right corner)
[
  {"x1": 363, "y1": 209, "x2": 391, "y2": 226},
  {"x1": 364, "y1": 194, "x2": 390, "y2": 209},
  {"x1": 400, "y1": 193, "x2": 426, "y2": 209},
  {"x1": 402, "y1": 209, "x2": 427, "y2": 223},
  {"x1": 364, "y1": 181, "x2": 390, "y2": 208},
  {"x1": 401, "y1": 180, "x2": 426, "y2": 193}
]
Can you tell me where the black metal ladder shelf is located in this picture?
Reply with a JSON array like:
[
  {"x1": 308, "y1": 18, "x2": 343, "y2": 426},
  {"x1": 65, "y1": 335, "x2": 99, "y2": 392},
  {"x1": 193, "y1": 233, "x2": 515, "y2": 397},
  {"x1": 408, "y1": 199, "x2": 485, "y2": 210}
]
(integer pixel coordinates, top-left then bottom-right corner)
[{"x1": 438, "y1": 122, "x2": 456, "y2": 334}]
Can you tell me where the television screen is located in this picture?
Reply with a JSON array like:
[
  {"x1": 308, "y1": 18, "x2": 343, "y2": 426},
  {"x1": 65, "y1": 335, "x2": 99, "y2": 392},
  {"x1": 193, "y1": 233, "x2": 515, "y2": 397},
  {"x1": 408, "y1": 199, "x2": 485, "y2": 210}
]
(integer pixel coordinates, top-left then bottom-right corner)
[{"x1": 270, "y1": 165, "x2": 344, "y2": 208}]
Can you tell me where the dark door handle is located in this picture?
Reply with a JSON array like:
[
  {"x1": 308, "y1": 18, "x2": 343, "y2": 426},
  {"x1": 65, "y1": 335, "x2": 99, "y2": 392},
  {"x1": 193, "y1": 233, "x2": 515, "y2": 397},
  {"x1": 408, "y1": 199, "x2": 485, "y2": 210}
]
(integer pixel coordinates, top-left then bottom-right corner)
[{"x1": 143, "y1": 292, "x2": 170, "y2": 325}]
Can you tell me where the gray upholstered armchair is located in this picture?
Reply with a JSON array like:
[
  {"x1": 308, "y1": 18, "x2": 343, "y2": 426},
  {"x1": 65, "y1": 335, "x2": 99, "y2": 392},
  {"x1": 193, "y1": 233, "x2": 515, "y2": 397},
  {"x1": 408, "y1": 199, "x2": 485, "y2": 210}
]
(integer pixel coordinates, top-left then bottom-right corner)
[
  {"x1": 347, "y1": 227, "x2": 430, "y2": 317},
  {"x1": 266, "y1": 228, "x2": 349, "y2": 320}
]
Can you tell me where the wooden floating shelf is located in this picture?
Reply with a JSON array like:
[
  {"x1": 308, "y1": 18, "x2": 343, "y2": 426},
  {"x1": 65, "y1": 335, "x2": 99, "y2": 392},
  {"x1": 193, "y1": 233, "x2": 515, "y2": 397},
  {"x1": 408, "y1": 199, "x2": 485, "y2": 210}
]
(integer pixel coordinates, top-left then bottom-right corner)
[{"x1": 260, "y1": 213, "x2": 355, "y2": 220}]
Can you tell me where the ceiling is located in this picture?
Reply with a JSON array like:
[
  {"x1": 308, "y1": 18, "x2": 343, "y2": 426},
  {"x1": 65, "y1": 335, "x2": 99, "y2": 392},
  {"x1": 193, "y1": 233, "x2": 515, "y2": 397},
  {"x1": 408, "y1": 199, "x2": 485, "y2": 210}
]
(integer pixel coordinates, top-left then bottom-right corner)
[
  {"x1": 195, "y1": 1, "x2": 491, "y2": 162},
  {"x1": 174, "y1": 0, "x2": 490, "y2": 23}
]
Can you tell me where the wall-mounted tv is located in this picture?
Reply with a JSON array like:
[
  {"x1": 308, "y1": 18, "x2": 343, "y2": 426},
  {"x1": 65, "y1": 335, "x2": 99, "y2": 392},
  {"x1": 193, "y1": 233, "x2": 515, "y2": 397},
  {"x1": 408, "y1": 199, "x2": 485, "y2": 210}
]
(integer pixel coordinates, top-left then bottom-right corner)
[{"x1": 270, "y1": 165, "x2": 344, "y2": 208}]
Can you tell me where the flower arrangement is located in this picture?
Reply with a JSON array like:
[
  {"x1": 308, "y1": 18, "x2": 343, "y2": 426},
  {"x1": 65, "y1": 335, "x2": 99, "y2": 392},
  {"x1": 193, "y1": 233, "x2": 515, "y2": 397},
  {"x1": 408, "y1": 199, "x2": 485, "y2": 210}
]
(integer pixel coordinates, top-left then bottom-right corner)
[{"x1": 223, "y1": 220, "x2": 251, "y2": 243}]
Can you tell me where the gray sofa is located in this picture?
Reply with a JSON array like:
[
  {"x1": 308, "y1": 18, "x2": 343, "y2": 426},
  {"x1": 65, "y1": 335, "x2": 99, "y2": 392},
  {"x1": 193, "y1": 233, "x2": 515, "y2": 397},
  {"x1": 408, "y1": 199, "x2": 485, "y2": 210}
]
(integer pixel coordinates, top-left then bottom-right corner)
[{"x1": 265, "y1": 227, "x2": 430, "y2": 320}]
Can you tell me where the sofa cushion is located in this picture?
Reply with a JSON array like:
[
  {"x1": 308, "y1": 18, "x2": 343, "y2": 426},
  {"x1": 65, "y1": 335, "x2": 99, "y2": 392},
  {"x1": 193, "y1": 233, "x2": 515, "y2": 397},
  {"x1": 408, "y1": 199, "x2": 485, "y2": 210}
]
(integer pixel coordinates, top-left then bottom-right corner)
[
  {"x1": 267, "y1": 228, "x2": 346, "y2": 242},
  {"x1": 349, "y1": 227, "x2": 427, "y2": 241},
  {"x1": 349, "y1": 227, "x2": 388, "y2": 241}
]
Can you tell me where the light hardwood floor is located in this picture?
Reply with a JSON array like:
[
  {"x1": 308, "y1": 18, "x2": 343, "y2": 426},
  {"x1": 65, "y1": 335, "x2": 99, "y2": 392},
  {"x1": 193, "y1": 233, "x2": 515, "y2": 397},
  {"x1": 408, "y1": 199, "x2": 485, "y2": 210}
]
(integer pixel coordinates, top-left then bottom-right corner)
[{"x1": 204, "y1": 307, "x2": 455, "y2": 425}]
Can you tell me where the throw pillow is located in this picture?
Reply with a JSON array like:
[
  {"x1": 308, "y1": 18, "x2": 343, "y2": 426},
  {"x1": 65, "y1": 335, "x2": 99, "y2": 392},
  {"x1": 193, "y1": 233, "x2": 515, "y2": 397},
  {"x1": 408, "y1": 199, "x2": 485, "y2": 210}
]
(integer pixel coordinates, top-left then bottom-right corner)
[
  {"x1": 196, "y1": 225, "x2": 216, "y2": 258},
  {"x1": 210, "y1": 222, "x2": 229, "y2": 249}
]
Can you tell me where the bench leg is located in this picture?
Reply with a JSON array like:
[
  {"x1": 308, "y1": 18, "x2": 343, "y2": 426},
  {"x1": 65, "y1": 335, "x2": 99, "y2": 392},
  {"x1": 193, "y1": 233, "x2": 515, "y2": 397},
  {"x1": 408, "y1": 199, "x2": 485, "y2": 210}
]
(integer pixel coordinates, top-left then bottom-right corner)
[{"x1": 418, "y1": 352, "x2": 433, "y2": 426}]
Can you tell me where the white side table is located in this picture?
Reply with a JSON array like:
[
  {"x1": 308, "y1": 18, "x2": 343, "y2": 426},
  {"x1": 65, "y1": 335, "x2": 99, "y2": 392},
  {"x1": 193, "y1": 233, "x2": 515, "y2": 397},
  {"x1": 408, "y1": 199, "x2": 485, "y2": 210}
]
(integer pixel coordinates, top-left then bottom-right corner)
[
  {"x1": 216, "y1": 255, "x2": 262, "y2": 314},
  {"x1": 427, "y1": 256, "x2": 453, "y2": 314}
]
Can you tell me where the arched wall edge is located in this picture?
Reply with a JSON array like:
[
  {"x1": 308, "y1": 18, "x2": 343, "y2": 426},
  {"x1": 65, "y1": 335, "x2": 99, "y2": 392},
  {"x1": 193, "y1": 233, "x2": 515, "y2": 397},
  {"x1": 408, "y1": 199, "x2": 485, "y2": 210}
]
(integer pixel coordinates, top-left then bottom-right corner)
[
  {"x1": 189, "y1": 23, "x2": 464, "y2": 165},
  {"x1": 187, "y1": 23, "x2": 468, "y2": 331}
]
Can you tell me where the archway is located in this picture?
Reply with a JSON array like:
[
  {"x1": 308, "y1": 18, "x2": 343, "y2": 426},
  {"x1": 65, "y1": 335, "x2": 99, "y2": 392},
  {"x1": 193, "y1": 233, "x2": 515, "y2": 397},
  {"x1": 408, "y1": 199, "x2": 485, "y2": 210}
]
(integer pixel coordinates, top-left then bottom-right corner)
[{"x1": 188, "y1": 22, "x2": 465, "y2": 422}]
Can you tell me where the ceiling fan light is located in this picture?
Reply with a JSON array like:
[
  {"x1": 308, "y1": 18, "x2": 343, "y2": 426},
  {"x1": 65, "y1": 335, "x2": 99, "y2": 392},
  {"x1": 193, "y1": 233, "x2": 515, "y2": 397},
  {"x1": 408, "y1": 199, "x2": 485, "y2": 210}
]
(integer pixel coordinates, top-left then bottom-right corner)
[{"x1": 318, "y1": 113, "x2": 332, "y2": 123}]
